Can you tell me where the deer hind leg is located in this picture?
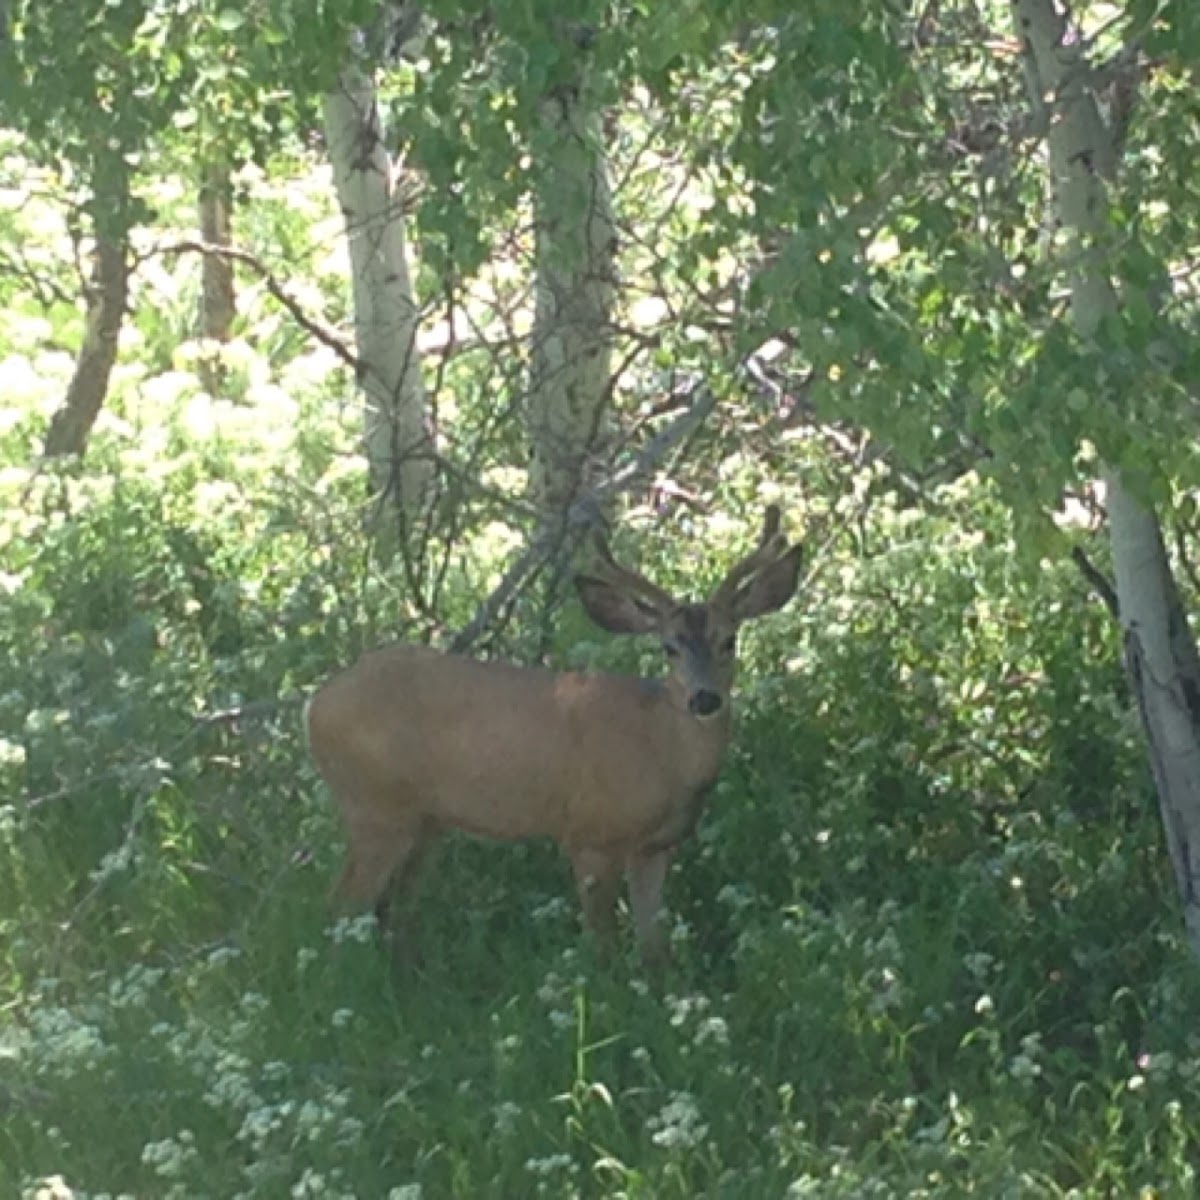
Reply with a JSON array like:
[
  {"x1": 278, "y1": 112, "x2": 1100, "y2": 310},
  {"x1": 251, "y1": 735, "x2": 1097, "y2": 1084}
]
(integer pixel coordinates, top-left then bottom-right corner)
[
  {"x1": 627, "y1": 847, "x2": 674, "y2": 972},
  {"x1": 570, "y1": 847, "x2": 622, "y2": 958}
]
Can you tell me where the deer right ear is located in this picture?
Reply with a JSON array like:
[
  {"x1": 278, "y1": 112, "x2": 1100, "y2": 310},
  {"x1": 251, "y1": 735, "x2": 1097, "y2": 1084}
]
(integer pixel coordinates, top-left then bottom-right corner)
[
  {"x1": 731, "y1": 543, "x2": 803, "y2": 624},
  {"x1": 574, "y1": 575, "x2": 662, "y2": 635}
]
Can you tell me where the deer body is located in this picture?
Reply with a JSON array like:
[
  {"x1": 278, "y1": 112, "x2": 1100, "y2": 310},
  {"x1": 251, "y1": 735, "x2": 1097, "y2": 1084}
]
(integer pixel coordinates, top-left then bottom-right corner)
[
  {"x1": 308, "y1": 646, "x2": 729, "y2": 848},
  {"x1": 307, "y1": 508, "x2": 800, "y2": 968}
]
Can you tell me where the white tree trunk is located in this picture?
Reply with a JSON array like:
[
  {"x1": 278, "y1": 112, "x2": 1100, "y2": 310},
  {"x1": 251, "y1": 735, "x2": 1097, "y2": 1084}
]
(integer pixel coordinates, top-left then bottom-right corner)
[
  {"x1": 1015, "y1": 0, "x2": 1200, "y2": 955},
  {"x1": 323, "y1": 54, "x2": 431, "y2": 526},
  {"x1": 527, "y1": 65, "x2": 616, "y2": 518}
]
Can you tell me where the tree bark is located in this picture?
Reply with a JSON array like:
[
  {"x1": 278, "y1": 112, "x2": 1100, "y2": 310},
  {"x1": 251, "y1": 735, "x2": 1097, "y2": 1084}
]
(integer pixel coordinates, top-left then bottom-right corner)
[
  {"x1": 1014, "y1": 0, "x2": 1200, "y2": 955},
  {"x1": 197, "y1": 159, "x2": 236, "y2": 396},
  {"x1": 526, "y1": 53, "x2": 617, "y2": 519},
  {"x1": 323, "y1": 50, "x2": 432, "y2": 530},
  {"x1": 43, "y1": 167, "x2": 131, "y2": 459},
  {"x1": 198, "y1": 160, "x2": 236, "y2": 342}
]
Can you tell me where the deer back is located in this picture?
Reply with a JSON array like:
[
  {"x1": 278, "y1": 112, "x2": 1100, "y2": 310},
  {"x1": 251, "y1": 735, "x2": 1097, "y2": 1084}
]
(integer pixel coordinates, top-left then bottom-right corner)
[{"x1": 305, "y1": 644, "x2": 731, "y2": 852}]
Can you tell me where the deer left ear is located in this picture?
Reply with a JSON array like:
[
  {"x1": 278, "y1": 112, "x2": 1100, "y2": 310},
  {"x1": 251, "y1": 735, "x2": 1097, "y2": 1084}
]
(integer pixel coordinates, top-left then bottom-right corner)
[
  {"x1": 731, "y1": 544, "x2": 802, "y2": 624},
  {"x1": 575, "y1": 574, "x2": 663, "y2": 635}
]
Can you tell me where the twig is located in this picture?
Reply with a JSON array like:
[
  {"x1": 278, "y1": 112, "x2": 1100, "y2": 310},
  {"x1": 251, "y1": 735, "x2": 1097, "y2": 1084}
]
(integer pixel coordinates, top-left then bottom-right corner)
[
  {"x1": 448, "y1": 384, "x2": 718, "y2": 653},
  {"x1": 148, "y1": 238, "x2": 360, "y2": 372},
  {"x1": 1071, "y1": 545, "x2": 1119, "y2": 619},
  {"x1": 1170, "y1": 514, "x2": 1200, "y2": 603},
  {"x1": 65, "y1": 792, "x2": 148, "y2": 930},
  {"x1": 25, "y1": 697, "x2": 305, "y2": 810}
]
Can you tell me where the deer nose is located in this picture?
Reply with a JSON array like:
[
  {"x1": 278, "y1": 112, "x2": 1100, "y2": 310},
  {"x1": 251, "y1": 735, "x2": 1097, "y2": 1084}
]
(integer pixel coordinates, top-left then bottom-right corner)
[{"x1": 689, "y1": 690, "x2": 724, "y2": 718}]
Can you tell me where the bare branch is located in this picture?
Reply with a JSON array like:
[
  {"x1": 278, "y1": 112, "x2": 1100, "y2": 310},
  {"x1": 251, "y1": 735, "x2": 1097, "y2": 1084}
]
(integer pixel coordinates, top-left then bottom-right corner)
[
  {"x1": 25, "y1": 697, "x2": 305, "y2": 811},
  {"x1": 448, "y1": 384, "x2": 718, "y2": 653},
  {"x1": 1071, "y1": 545, "x2": 1119, "y2": 619},
  {"x1": 148, "y1": 238, "x2": 360, "y2": 372}
]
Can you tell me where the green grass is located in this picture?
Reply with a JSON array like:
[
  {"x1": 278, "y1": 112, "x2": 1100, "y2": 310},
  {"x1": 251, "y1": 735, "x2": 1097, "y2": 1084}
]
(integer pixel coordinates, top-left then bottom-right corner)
[
  {"x1": 4, "y1": 656, "x2": 1200, "y2": 1199},
  {"x1": 5, "y1": 442, "x2": 1200, "y2": 1198},
  {"x1": 5, "y1": 453, "x2": 1200, "y2": 1197}
]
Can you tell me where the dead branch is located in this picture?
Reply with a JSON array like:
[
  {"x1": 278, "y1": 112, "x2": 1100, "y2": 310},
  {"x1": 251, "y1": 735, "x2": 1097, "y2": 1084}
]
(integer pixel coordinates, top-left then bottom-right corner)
[
  {"x1": 25, "y1": 697, "x2": 305, "y2": 811},
  {"x1": 148, "y1": 238, "x2": 360, "y2": 372},
  {"x1": 1071, "y1": 545, "x2": 1120, "y2": 619},
  {"x1": 448, "y1": 383, "x2": 719, "y2": 653}
]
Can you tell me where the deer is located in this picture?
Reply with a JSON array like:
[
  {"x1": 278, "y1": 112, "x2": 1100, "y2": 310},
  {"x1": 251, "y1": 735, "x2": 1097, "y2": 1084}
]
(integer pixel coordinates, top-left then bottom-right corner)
[{"x1": 305, "y1": 506, "x2": 801, "y2": 969}]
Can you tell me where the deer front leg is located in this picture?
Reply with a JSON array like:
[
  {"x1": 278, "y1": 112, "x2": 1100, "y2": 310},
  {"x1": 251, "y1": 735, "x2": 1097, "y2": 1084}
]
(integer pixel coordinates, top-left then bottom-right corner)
[
  {"x1": 571, "y1": 848, "x2": 622, "y2": 957},
  {"x1": 333, "y1": 812, "x2": 431, "y2": 961},
  {"x1": 627, "y1": 847, "x2": 673, "y2": 972}
]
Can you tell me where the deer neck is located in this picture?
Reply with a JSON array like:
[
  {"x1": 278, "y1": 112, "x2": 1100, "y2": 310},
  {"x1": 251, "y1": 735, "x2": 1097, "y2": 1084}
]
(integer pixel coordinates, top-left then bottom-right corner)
[{"x1": 634, "y1": 676, "x2": 733, "y2": 791}]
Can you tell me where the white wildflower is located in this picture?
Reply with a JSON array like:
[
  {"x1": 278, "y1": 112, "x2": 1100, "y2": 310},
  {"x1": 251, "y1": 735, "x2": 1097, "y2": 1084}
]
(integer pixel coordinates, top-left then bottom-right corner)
[
  {"x1": 493, "y1": 1101, "x2": 522, "y2": 1136},
  {"x1": 89, "y1": 841, "x2": 136, "y2": 884},
  {"x1": 649, "y1": 1091, "x2": 708, "y2": 1150},
  {"x1": 531, "y1": 895, "x2": 570, "y2": 923},
  {"x1": 327, "y1": 914, "x2": 379, "y2": 944},
  {"x1": 24, "y1": 1177, "x2": 75, "y2": 1200},
  {"x1": 536, "y1": 972, "x2": 567, "y2": 1006},
  {"x1": 666, "y1": 993, "x2": 710, "y2": 1028},
  {"x1": 524, "y1": 1153, "x2": 574, "y2": 1178},
  {"x1": 716, "y1": 883, "x2": 756, "y2": 913},
  {"x1": 141, "y1": 1130, "x2": 198, "y2": 1179},
  {"x1": 0, "y1": 804, "x2": 19, "y2": 839},
  {"x1": 867, "y1": 965, "x2": 906, "y2": 1016},
  {"x1": 291, "y1": 1169, "x2": 326, "y2": 1198},
  {"x1": 695, "y1": 1016, "x2": 730, "y2": 1047},
  {"x1": 388, "y1": 1186, "x2": 424, "y2": 1200},
  {"x1": 206, "y1": 945, "x2": 242, "y2": 967},
  {"x1": 963, "y1": 952, "x2": 995, "y2": 981}
]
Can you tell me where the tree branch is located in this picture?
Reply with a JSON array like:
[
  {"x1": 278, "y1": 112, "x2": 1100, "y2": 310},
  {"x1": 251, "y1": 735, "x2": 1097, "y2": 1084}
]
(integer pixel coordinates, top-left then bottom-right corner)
[
  {"x1": 448, "y1": 384, "x2": 718, "y2": 653},
  {"x1": 1071, "y1": 545, "x2": 1119, "y2": 619},
  {"x1": 148, "y1": 238, "x2": 360, "y2": 372}
]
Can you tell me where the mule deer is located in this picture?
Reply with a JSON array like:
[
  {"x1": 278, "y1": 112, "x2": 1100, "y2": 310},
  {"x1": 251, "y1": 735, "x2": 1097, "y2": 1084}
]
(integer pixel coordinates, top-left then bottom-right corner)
[{"x1": 306, "y1": 507, "x2": 801, "y2": 968}]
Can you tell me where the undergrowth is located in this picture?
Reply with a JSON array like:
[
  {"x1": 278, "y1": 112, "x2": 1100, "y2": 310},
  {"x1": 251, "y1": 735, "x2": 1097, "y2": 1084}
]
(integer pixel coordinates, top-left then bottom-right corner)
[{"x1": 2, "y1": 158, "x2": 1199, "y2": 1200}]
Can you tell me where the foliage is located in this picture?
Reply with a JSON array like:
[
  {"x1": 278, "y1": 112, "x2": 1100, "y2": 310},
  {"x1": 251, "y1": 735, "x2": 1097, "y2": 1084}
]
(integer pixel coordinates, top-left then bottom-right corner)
[
  {"x1": 5, "y1": 0, "x2": 1200, "y2": 1193},
  {"x1": 2, "y1": 144, "x2": 1199, "y2": 1197}
]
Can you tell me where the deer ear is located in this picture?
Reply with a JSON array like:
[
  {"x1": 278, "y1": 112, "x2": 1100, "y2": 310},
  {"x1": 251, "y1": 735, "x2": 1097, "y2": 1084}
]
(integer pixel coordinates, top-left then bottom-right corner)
[
  {"x1": 574, "y1": 575, "x2": 663, "y2": 635},
  {"x1": 731, "y1": 544, "x2": 802, "y2": 624}
]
